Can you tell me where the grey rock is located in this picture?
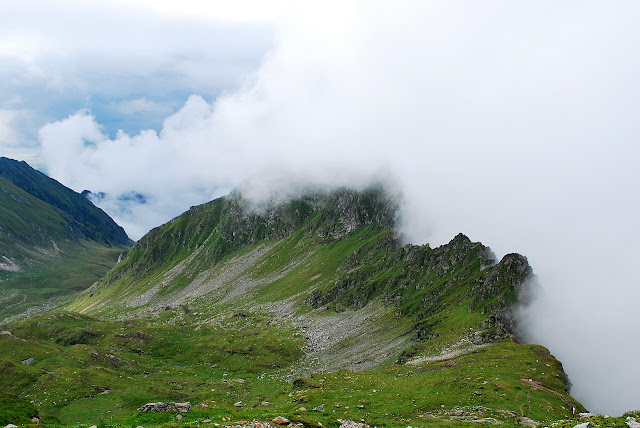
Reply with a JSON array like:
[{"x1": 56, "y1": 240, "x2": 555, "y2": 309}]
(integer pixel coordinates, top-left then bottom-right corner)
[
  {"x1": 137, "y1": 402, "x2": 191, "y2": 413},
  {"x1": 261, "y1": 401, "x2": 271, "y2": 406},
  {"x1": 572, "y1": 423, "x2": 590, "y2": 428},
  {"x1": 313, "y1": 405, "x2": 324, "y2": 412},
  {"x1": 626, "y1": 417, "x2": 640, "y2": 428},
  {"x1": 518, "y1": 417, "x2": 539, "y2": 427},
  {"x1": 234, "y1": 401, "x2": 245, "y2": 407},
  {"x1": 21, "y1": 357, "x2": 34, "y2": 365},
  {"x1": 5, "y1": 425, "x2": 19, "y2": 428}
]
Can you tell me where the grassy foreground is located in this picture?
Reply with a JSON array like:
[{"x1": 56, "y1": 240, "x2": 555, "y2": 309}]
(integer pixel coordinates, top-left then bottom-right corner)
[{"x1": 1, "y1": 308, "x2": 585, "y2": 427}]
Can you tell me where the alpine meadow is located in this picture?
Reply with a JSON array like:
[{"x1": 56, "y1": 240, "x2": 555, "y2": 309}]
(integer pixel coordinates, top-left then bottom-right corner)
[{"x1": 1, "y1": 1, "x2": 639, "y2": 427}]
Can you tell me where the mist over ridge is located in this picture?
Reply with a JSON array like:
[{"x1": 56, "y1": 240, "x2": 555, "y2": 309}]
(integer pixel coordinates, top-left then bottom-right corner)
[{"x1": 36, "y1": 1, "x2": 639, "y2": 415}]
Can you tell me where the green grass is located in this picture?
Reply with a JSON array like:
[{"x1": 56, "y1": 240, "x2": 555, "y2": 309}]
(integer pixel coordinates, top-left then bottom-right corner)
[
  {"x1": 0, "y1": 160, "x2": 132, "y2": 321},
  {"x1": 0, "y1": 241, "x2": 124, "y2": 321},
  {"x1": 1, "y1": 310, "x2": 584, "y2": 427}
]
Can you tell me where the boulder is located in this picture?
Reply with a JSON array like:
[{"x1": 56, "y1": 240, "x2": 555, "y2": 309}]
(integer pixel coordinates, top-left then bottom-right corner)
[
  {"x1": 572, "y1": 423, "x2": 590, "y2": 428},
  {"x1": 272, "y1": 416, "x2": 290, "y2": 425},
  {"x1": 627, "y1": 417, "x2": 640, "y2": 428},
  {"x1": 518, "y1": 417, "x2": 539, "y2": 427}
]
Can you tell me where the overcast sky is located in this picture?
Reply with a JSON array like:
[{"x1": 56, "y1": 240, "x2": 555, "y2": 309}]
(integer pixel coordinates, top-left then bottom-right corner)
[{"x1": 2, "y1": 0, "x2": 639, "y2": 416}]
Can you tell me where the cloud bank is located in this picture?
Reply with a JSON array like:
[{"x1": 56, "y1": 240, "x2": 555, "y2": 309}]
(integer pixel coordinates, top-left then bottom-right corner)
[
  {"x1": 0, "y1": 0, "x2": 274, "y2": 145},
  {"x1": 38, "y1": 1, "x2": 639, "y2": 415}
]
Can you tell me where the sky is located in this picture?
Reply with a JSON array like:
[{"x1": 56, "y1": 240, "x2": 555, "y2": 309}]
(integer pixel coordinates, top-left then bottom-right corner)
[{"x1": 2, "y1": 0, "x2": 639, "y2": 416}]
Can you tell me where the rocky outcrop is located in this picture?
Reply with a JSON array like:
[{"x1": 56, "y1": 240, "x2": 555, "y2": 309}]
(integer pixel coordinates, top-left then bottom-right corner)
[
  {"x1": 309, "y1": 231, "x2": 533, "y2": 346},
  {"x1": 137, "y1": 402, "x2": 190, "y2": 413}
]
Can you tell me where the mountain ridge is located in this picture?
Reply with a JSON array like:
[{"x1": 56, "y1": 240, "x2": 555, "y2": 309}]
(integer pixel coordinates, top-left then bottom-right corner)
[
  {"x1": 0, "y1": 185, "x2": 590, "y2": 426},
  {"x1": 0, "y1": 157, "x2": 131, "y2": 247},
  {"x1": 0, "y1": 157, "x2": 132, "y2": 321}
]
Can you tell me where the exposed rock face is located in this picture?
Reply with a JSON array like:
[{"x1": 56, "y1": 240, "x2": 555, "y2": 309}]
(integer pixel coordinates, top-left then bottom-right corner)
[{"x1": 137, "y1": 402, "x2": 191, "y2": 413}]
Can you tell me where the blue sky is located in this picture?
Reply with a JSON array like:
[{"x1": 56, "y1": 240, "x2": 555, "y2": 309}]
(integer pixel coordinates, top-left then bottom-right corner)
[{"x1": 1, "y1": 0, "x2": 640, "y2": 414}]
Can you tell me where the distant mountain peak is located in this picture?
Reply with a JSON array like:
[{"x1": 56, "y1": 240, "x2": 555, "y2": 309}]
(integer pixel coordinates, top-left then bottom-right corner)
[{"x1": 0, "y1": 157, "x2": 131, "y2": 247}]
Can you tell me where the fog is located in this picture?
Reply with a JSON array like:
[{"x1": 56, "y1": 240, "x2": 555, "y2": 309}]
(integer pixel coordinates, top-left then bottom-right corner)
[{"x1": 37, "y1": 1, "x2": 639, "y2": 414}]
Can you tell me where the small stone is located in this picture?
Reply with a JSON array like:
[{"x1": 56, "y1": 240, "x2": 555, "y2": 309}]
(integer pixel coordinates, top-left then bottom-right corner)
[
  {"x1": 233, "y1": 401, "x2": 245, "y2": 407},
  {"x1": 273, "y1": 416, "x2": 290, "y2": 425},
  {"x1": 572, "y1": 423, "x2": 590, "y2": 428},
  {"x1": 358, "y1": 405, "x2": 365, "y2": 409},
  {"x1": 298, "y1": 407, "x2": 307, "y2": 411},
  {"x1": 88, "y1": 426, "x2": 98, "y2": 428},
  {"x1": 313, "y1": 405, "x2": 324, "y2": 412},
  {"x1": 21, "y1": 357, "x2": 34, "y2": 365},
  {"x1": 176, "y1": 414, "x2": 183, "y2": 420},
  {"x1": 5, "y1": 425, "x2": 19, "y2": 428},
  {"x1": 579, "y1": 413, "x2": 597, "y2": 418},
  {"x1": 203, "y1": 419, "x2": 211, "y2": 423},
  {"x1": 262, "y1": 401, "x2": 271, "y2": 406}
]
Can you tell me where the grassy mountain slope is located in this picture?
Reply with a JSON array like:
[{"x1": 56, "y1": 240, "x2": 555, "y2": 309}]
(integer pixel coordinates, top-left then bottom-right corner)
[
  {"x1": 1, "y1": 187, "x2": 588, "y2": 426},
  {"x1": 0, "y1": 157, "x2": 132, "y2": 321}
]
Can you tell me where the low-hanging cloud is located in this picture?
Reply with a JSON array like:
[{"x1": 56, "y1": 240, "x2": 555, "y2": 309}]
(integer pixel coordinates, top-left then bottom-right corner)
[{"x1": 38, "y1": 0, "x2": 639, "y2": 415}]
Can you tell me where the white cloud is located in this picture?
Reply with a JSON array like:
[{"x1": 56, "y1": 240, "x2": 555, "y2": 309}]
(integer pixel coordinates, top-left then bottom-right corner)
[
  {"x1": 107, "y1": 98, "x2": 167, "y2": 116},
  {"x1": 0, "y1": 109, "x2": 22, "y2": 146},
  {"x1": 37, "y1": 0, "x2": 640, "y2": 415},
  {"x1": 117, "y1": 0, "x2": 292, "y2": 22},
  {"x1": 0, "y1": 0, "x2": 274, "y2": 143}
]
